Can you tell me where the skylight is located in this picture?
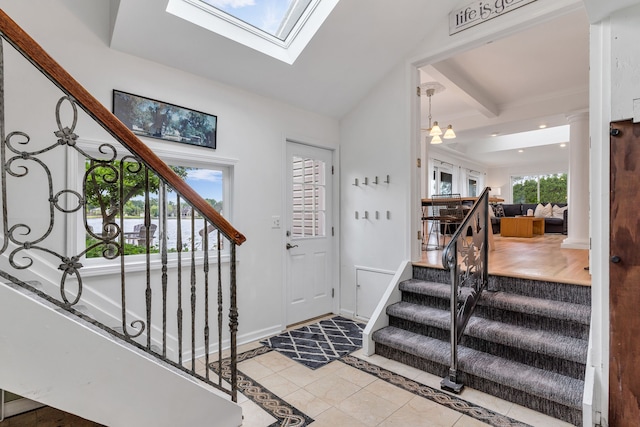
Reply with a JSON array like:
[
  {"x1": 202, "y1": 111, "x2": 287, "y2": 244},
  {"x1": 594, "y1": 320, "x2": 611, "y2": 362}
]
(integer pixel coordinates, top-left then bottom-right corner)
[
  {"x1": 200, "y1": 0, "x2": 313, "y2": 41},
  {"x1": 166, "y1": 0, "x2": 339, "y2": 64}
]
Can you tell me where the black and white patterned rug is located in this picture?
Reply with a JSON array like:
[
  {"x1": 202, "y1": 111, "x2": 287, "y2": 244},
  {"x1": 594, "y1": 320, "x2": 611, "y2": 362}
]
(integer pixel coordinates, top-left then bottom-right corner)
[{"x1": 260, "y1": 316, "x2": 366, "y2": 369}]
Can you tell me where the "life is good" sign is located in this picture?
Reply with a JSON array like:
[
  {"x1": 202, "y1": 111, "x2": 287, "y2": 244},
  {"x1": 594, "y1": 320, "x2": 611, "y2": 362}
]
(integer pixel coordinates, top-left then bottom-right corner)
[{"x1": 449, "y1": 0, "x2": 537, "y2": 35}]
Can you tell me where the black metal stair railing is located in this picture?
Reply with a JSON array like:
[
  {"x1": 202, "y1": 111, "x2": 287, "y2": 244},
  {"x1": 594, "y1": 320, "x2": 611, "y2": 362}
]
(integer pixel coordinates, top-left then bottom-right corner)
[
  {"x1": 0, "y1": 12, "x2": 245, "y2": 401},
  {"x1": 440, "y1": 187, "x2": 491, "y2": 393}
]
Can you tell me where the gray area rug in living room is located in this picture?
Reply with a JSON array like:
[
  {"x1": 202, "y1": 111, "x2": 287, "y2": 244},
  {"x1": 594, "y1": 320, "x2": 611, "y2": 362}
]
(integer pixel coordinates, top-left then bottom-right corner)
[{"x1": 260, "y1": 316, "x2": 366, "y2": 369}]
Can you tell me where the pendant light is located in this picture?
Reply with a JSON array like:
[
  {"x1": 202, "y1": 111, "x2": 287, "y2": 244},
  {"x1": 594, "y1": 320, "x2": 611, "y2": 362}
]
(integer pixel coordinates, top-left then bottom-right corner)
[{"x1": 422, "y1": 82, "x2": 455, "y2": 144}]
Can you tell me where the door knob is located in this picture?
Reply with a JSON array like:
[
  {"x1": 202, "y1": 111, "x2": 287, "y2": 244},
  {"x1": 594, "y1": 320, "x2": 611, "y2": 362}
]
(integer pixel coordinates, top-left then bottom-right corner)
[
  {"x1": 286, "y1": 243, "x2": 298, "y2": 250},
  {"x1": 611, "y1": 255, "x2": 622, "y2": 264}
]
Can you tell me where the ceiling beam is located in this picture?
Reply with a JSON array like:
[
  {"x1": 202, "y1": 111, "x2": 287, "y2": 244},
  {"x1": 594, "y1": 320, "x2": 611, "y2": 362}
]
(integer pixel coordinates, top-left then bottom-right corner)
[{"x1": 425, "y1": 62, "x2": 500, "y2": 118}]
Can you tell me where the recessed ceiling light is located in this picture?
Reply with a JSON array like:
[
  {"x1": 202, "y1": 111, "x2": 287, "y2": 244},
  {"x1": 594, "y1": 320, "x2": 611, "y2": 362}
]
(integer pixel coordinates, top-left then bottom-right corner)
[
  {"x1": 491, "y1": 132, "x2": 500, "y2": 137},
  {"x1": 560, "y1": 143, "x2": 567, "y2": 148},
  {"x1": 539, "y1": 124, "x2": 547, "y2": 129},
  {"x1": 518, "y1": 149, "x2": 524, "y2": 153}
]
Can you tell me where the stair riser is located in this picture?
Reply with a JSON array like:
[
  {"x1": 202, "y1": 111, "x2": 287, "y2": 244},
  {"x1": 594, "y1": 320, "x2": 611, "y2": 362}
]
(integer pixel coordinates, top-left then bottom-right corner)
[
  {"x1": 400, "y1": 291, "x2": 589, "y2": 340},
  {"x1": 412, "y1": 266, "x2": 591, "y2": 305},
  {"x1": 388, "y1": 317, "x2": 586, "y2": 380},
  {"x1": 401, "y1": 291, "x2": 449, "y2": 311},
  {"x1": 474, "y1": 305, "x2": 589, "y2": 340},
  {"x1": 487, "y1": 276, "x2": 590, "y2": 305},
  {"x1": 375, "y1": 343, "x2": 582, "y2": 426},
  {"x1": 412, "y1": 266, "x2": 450, "y2": 284}
]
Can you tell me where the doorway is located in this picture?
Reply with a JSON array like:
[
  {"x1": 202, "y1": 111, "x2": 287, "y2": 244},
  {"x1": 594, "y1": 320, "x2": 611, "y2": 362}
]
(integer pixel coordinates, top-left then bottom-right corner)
[{"x1": 284, "y1": 141, "x2": 334, "y2": 325}]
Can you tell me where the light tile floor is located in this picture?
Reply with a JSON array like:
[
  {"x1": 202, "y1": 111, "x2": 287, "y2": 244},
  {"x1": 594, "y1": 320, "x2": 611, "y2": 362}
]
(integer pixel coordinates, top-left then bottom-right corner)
[{"x1": 194, "y1": 326, "x2": 576, "y2": 427}]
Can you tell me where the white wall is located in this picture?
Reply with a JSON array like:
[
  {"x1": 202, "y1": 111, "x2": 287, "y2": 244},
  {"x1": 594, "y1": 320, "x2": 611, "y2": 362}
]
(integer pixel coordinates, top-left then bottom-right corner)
[
  {"x1": 0, "y1": 283, "x2": 242, "y2": 427},
  {"x1": 0, "y1": 1, "x2": 339, "y2": 348},
  {"x1": 339, "y1": 63, "x2": 414, "y2": 317},
  {"x1": 338, "y1": 0, "x2": 584, "y2": 316}
]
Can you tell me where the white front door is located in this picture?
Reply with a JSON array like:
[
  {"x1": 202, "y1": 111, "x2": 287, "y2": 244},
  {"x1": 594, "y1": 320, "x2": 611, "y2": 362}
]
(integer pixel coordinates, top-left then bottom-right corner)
[{"x1": 285, "y1": 141, "x2": 334, "y2": 325}]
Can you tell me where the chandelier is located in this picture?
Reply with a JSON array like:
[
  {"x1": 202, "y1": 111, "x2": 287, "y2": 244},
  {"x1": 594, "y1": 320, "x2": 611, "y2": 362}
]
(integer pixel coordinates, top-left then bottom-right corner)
[{"x1": 422, "y1": 82, "x2": 455, "y2": 144}]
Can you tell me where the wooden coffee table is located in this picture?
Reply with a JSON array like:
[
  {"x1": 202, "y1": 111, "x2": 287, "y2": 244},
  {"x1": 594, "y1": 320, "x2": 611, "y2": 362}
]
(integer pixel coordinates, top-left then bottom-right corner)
[{"x1": 500, "y1": 216, "x2": 545, "y2": 238}]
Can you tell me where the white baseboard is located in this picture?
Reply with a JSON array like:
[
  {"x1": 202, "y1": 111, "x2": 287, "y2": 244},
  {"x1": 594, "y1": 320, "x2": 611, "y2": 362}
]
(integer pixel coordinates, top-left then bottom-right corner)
[
  {"x1": 339, "y1": 309, "x2": 355, "y2": 319},
  {"x1": 561, "y1": 237, "x2": 590, "y2": 250}
]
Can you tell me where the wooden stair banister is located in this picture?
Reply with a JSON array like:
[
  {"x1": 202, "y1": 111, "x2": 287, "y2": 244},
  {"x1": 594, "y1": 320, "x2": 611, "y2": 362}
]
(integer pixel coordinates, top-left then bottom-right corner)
[{"x1": 0, "y1": 9, "x2": 245, "y2": 246}]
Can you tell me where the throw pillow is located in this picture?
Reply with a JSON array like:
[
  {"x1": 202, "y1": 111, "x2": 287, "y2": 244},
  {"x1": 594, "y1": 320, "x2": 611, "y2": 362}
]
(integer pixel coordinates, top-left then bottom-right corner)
[
  {"x1": 493, "y1": 204, "x2": 505, "y2": 217},
  {"x1": 533, "y1": 203, "x2": 545, "y2": 218},
  {"x1": 534, "y1": 203, "x2": 552, "y2": 218},
  {"x1": 543, "y1": 203, "x2": 553, "y2": 218},
  {"x1": 552, "y1": 204, "x2": 568, "y2": 219},
  {"x1": 489, "y1": 205, "x2": 495, "y2": 218}
]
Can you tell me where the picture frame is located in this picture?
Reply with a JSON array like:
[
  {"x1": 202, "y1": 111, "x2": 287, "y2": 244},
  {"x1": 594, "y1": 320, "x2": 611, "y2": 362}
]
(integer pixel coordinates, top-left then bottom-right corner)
[{"x1": 112, "y1": 90, "x2": 217, "y2": 149}]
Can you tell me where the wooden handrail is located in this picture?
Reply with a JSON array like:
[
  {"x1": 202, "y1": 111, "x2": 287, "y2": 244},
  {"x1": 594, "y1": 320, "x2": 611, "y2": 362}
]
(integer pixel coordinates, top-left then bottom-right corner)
[{"x1": 0, "y1": 9, "x2": 245, "y2": 246}]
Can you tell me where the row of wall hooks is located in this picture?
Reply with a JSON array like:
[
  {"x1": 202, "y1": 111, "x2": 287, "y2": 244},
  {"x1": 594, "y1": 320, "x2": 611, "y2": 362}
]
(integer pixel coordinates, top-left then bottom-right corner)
[
  {"x1": 353, "y1": 175, "x2": 390, "y2": 186},
  {"x1": 355, "y1": 211, "x2": 391, "y2": 220}
]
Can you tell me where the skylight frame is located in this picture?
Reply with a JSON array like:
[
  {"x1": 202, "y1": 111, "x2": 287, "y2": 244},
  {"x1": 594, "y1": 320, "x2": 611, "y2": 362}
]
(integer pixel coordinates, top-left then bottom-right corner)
[
  {"x1": 198, "y1": 0, "x2": 313, "y2": 43},
  {"x1": 166, "y1": 0, "x2": 339, "y2": 64}
]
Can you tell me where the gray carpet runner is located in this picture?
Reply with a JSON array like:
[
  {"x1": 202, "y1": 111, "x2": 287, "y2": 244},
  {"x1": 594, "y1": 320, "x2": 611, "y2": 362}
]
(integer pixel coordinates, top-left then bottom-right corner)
[{"x1": 372, "y1": 265, "x2": 590, "y2": 426}]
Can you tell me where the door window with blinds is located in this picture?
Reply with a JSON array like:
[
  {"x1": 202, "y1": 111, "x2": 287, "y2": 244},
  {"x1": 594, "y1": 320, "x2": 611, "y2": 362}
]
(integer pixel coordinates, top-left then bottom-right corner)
[{"x1": 291, "y1": 156, "x2": 326, "y2": 238}]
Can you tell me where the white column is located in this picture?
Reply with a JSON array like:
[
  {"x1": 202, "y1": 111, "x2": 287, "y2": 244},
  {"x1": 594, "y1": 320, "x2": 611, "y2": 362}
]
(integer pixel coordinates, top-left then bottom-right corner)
[{"x1": 562, "y1": 111, "x2": 590, "y2": 249}]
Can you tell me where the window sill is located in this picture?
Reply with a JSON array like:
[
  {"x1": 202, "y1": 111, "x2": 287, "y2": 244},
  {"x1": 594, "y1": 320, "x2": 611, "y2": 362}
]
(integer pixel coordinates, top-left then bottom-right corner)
[{"x1": 79, "y1": 252, "x2": 232, "y2": 277}]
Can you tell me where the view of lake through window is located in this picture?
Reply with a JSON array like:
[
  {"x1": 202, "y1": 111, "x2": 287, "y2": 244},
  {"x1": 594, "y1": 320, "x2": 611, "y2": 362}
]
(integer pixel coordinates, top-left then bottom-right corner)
[{"x1": 85, "y1": 161, "x2": 225, "y2": 257}]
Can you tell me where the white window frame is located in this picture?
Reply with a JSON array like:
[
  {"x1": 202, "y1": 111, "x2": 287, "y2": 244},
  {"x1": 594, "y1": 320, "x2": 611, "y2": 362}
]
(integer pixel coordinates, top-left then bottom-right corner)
[
  {"x1": 464, "y1": 169, "x2": 483, "y2": 197},
  {"x1": 166, "y1": 0, "x2": 340, "y2": 64},
  {"x1": 429, "y1": 159, "x2": 456, "y2": 197},
  {"x1": 68, "y1": 139, "x2": 237, "y2": 276},
  {"x1": 509, "y1": 171, "x2": 568, "y2": 204}
]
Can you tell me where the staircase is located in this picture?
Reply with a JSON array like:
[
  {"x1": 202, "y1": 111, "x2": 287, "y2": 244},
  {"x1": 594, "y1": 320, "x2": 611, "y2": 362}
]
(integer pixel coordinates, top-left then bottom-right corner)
[
  {"x1": 372, "y1": 265, "x2": 590, "y2": 426},
  {"x1": 0, "y1": 10, "x2": 246, "y2": 426},
  {"x1": 0, "y1": 281, "x2": 242, "y2": 426}
]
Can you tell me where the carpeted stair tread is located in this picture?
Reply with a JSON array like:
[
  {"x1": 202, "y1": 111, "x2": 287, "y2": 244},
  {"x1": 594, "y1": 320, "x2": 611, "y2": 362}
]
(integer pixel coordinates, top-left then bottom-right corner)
[
  {"x1": 372, "y1": 326, "x2": 583, "y2": 409},
  {"x1": 387, "y1": 302, "x2": 587, "y2": 363},
  {"x1": 399, "y1": 279, "x2": 590, "y2": 324}
]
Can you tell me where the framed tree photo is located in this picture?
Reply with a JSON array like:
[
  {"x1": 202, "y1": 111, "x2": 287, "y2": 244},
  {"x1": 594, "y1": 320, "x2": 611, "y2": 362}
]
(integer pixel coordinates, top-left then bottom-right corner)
[{"x1": 113, "y1": 90, "x2": 217, "y2": 149}]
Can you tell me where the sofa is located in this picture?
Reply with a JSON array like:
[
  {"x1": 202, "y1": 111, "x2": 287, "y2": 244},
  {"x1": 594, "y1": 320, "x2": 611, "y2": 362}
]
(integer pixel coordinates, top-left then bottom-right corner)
[{"x1": 490, "y1": 203, "x2": 568, "y2": 235}]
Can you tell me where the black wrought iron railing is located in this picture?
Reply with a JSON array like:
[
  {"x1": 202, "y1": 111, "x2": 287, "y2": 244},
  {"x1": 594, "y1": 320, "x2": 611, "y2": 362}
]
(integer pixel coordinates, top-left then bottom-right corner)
[
  {"x1": 0, "y1": 11, "x2": 245, "y2": 401},
  {"x1": 440, "y1": 187, "x2": 491, "y2": 393}
]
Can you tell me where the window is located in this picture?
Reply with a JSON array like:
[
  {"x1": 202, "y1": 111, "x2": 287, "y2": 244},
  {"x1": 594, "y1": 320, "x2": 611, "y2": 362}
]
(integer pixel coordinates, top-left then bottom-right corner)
[
  {"x1": 200, "y1": 0, "x2": 313, "y2": 41},
  {"x1": 511, "y1": 173, "x2": 567, "y2": 203},
  {"x1": 464, "y1": 169, "x2": 482, "y2": 197},
  {"x1": 430, "y1": 163, "x2": 454, "y2": 196},
  {"x1": 85, "y1": 162, "x2": 228, "y2": 258},
  {"x1": 291, "y1": 156, "x2": 325, "y2": 237},
  {"x1": 468, "y1": 178, "x2": 478, "y2": 197},
  {"x1": 166, "y1": 0, "x2": 340, "y2": 64},
  {"x1": 74, "y1": 140, "x2": 235, "y2": 264}
]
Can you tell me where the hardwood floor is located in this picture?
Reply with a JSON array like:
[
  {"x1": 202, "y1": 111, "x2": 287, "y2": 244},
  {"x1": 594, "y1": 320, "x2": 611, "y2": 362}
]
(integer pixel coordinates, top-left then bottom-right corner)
[
  {"x1": 0, "y1": 406, "x2": 103, "y2": 427},
  {"x1": 417, "y1": 233, "x2": 591, "y2": 286}
]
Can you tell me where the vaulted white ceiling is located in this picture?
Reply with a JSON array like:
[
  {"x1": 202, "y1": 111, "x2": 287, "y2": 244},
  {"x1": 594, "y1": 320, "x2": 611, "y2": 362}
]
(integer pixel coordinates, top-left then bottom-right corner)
[
  {"x1": 420, "y1": 8, "x2": 589, "y2": 166},
  {"x1": 110, "y1": 0, "x2": 448, "y2": 119},
  {"x1": 108, "y1": 0, "x2": 636, "y2": 167}
]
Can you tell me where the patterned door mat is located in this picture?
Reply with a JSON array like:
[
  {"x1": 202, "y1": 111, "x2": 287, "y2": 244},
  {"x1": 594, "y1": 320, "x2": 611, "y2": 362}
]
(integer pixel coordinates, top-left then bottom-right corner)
[{"x1": 260, "y1": 316, "x2": 366, "y2": 369}]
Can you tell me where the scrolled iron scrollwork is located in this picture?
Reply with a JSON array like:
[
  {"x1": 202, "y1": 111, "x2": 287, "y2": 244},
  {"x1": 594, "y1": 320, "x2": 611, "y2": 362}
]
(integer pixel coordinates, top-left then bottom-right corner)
[
  {"x1": 52, "y1": 189, "x2": 84, "y2": 213},
  {"x1": 59, "y1": 255, "x2": 83, "y2": 306},
  {"x1": 1, "y1": 27, "x2": 240, "y2": 401},
  {"x1": 123, "y1": 319, "x2": 146, "y2": 339},
  {"x1": 54, "y1": 96, "x2": 79, "y2": 147},
  {"x1": 1, "y1": 93, "x2": 146, "y2": 334}
]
